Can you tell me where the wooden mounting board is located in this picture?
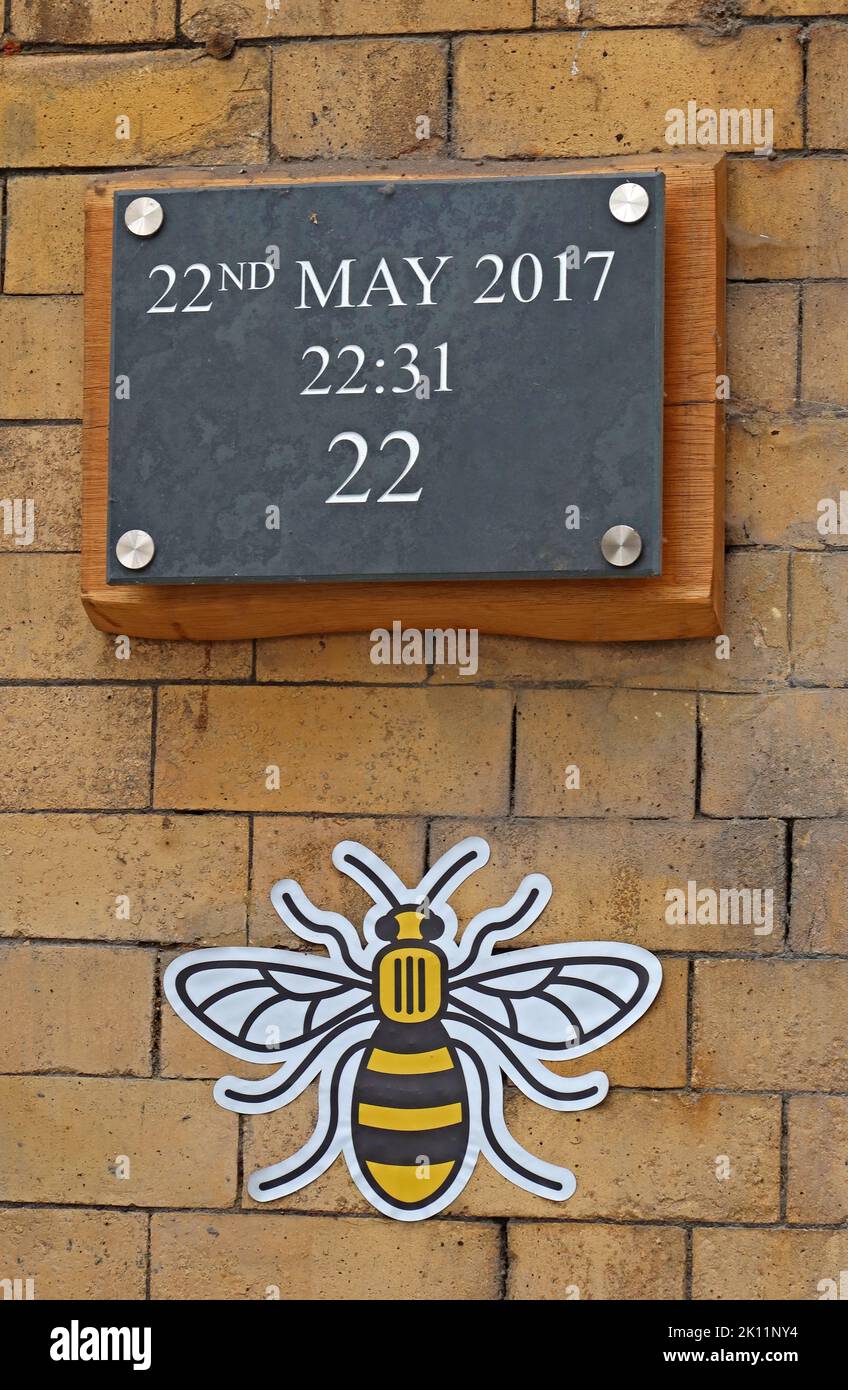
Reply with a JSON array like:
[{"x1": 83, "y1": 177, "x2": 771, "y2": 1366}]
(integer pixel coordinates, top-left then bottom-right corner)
[{"x1": 82, "y1": 154, "x2": 725, "y2": 642}]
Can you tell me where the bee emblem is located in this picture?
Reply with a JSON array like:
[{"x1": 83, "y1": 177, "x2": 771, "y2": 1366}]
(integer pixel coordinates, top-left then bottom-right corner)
[{"x1": 164, "y1": 837, "x2": 662, "y2": 1221}]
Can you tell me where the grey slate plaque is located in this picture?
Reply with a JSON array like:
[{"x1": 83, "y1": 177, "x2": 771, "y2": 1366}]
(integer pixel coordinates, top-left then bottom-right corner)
[{"x1": 107, "y1": 174, "x2": 664, "y2": 584}]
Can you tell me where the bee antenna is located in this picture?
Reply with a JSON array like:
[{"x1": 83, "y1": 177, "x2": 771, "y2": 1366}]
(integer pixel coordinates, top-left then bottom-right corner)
[
  {"x1": 333, "y1": 843, "x2": 402, "y2": 909},
  {"x1": 417, "y1": 836, "x2": 490, "y2": 907}
]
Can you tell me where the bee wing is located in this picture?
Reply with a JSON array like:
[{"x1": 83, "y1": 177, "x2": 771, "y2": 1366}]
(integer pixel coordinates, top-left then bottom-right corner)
[
  {"x1": 448, "y1": 942, "x2": 661, "y2": 1060},
  {"x1": 164, "y1": 946, "x2": 373, "y2": 1065}
]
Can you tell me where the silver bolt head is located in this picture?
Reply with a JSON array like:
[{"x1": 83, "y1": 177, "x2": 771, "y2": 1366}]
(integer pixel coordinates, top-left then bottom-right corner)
[
  {"x1": 124, "y1": 196, "x2": 164, "y2": 238},
  {"x1": 609, "y1": 182, "x2": 650, "y2": 224},
  {"x1": 116, "y1": 529, "x2": 155, "y2": 570},
  {"x1": 601, "y1": 524, "x2": 643, "y2": 567}
]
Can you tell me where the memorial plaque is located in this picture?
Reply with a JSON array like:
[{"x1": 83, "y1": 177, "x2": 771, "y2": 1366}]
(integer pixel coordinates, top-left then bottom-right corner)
[{"x1": 105, "y1": 174, "x2": 664, "y2": 585}]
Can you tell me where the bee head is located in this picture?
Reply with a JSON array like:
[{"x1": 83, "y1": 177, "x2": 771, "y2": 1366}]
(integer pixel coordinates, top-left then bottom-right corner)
[{"x1": 374, "y1": 902, "x2": 445, "y2": 944}]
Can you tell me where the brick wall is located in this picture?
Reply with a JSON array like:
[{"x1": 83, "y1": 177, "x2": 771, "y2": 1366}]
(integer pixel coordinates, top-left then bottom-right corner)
[{"x1": 1, "y1": 2, "x2": 847, "y2": 1302}]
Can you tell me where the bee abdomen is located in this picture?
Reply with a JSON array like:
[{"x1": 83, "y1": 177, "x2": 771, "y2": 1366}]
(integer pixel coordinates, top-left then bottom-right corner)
[{"x1": 352, "y1": 1035, "x2": 469, "y2": 1210}]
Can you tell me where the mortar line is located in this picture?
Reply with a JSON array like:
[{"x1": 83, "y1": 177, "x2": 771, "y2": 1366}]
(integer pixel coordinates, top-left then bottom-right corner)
[
  {"x1": 7, "y1": 938, "x2": 844, "y2": 963},
  {"x1": 3, "y1": 806, "x2": 848, "y2": 833},
  {"x1": 4, "y1": 18, "x2": 841, "y2": 57},
  {"x1": 150, "y1": 947, "x2": 163, "y2": 1078},
  {"x1": 236, "y1": 1114, "x2": 245, "y2": 1211},
  {"x1": 499, "y1": 1219, "x2": 509, "y2": 1300},
  {"x1": 144, "y1": 1211, "x2": 152, "y2": 1300},
  {"x1": 0, "y1": 1199, "x2": 829, "y2": 1230},
  {"x1": 685, "y1": 958, "x2": 695, "y2": 1089},
  {"x1": 693, "y1": 693, "x2": 703, "y2": 816}
]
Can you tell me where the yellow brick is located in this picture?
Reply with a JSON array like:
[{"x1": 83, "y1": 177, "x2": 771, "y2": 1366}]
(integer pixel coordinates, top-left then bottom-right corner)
[
  {"x1": 508, "y1": 1223, "x2": 686, "y2": 1301},
  {"x1": 0, "y1": 944, "x2": 153, "y2": 1074},
  {"x1": 808, "y1": 22, "x2": 848, "y2": 149},
  {"x1": 728, "y1": 158, "x2": 848, "y2": 278},
  {"x1": 514, "y1": 689, "x2": 696, "y2": 817},
  {"x1": 537, "y1": 0, "x2": 702, "y2": 22},
  {"x1": 791, "y1": 820, "x2": 848, "y2": 954},
  {"x1": 694, "y1": 1228, "x2": 848, "y2": 1300},
  {"x1": 151, "y1": 1211, "x2": 500, "y2": 1299},
  {"x1": 727, "y1": 283, "x2": 798, "y2": 412},
  {"x1": 184, "y1": 0, "x2": 532, "y2": 37},
  {"x1": 249, "y1": 816, "x2": 426, "y2": 946},
  {"x1": 0, "y1": 426, "x2": 81, "y2": 551},
  {"x1": 272, "y1": 39, "x2": 446, "y2": 159},
  {"x1": 154, "y1": 686, "x2": 511, "y2": 813},
  {"x1": 787, "y1": 1097, "x2": 848, "y2": 1224},
  {"x1": 0, "y1": 1208, "x2": 146, "y2": 1300},
  {"x1": 453, "y1": 1090, "x2": 781, "y2": 1220},
  {"x1": 0, "y1": 813, "x2": 248, "y2": 942},
  {"x1": 0, "y1": 555, "x2": 251, "y2": 680},
  {"x1": 0, "y1": 1077, "x2": 237, "y2": 1206},
  {"x1": 801, "y1": 282, "x2": 848, "y2": 408},
  {"x1": 11, "y1": 0, "x2": 175, "y2": 42},
  {"x1": 0, "y1": 687, "x2": 151, "y2": 810},
  {"x1": 256, "y1": 633, "x2": 427, "y2": 683},
  {"x1": 0, "y1": 1073, "x2": 234, "y2": 1206},
  {"x1": 5, "y1": 176, "x2": 89, "y2": 294},
  {"x1": 0, "y1": 50, "x2": 269, "y2": 168},
  {"x1": 727, "y1": 415, "x2": 848, "y2": 548},
  {"x1": 792, "y1": 553, "x2": 848, "y2": 687},
  {"x1": 701, "y1": 690, "x2": 848, "y2": 817},
  {"x1": 429, "y1": 551, "x2": 789, "y2": 691},
  {"x1": 454, "y1": 28, "x2": 802, "y2": 157},
  {"x1": 693, "y1": 959, "x2": 848, "y2": 1089},
  {"x1": 0, "y1": 297, "x2": 82, "y2": 419},
  {"x1": 431, "y1": 816, "x2": 786, "y2": 952}
]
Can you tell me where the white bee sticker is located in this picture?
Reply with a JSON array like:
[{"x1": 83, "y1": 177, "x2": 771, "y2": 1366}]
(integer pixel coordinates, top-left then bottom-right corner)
[{"x1": 164, "y1": 837, "x2": 662, "y2": 1222}]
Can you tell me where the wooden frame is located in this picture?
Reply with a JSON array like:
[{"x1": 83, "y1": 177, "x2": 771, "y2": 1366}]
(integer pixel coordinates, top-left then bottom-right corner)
[{"x1": 83, "y1": 155, "x2": 725, "y2": 641}]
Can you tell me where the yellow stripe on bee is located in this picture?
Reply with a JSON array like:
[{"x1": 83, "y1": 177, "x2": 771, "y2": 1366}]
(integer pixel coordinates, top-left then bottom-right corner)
[
  {"x1": 366, "y1": 1160, "x2": 455, "y2": 1204},
  {"x1": 357, "y1": 1101, "x2": 463, "y2": 1131},
  {"x1": 367, "y1": 1046, "x2": 453, "y2": 1076}
]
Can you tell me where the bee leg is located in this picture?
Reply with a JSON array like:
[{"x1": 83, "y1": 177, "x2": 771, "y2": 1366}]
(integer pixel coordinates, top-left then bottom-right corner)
[
  {"x1": 456, "y1": 1043, "x2": 577, "y2": 1202},
  {"x1": 247, "y1": 1041, "x2": 364, "y2": 1202},
  {"x1": 269, "y1": 877, "x2": 371, "y2": 976}
]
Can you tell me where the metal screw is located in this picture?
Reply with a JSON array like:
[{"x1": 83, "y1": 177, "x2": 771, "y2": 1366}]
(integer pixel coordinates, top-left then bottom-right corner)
[
  {"x1": 116, "y1": 529, "x2": 155, "y2": 570},
  {"x1": 124, "y1": 197, "x2": 164, "y2": 238},
  {"x1": 609, "y1": 182, "x2": 650, "y2": 224},
  {"x1": 601, "y1": 525, "x2": 642, "y2": 567}
]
